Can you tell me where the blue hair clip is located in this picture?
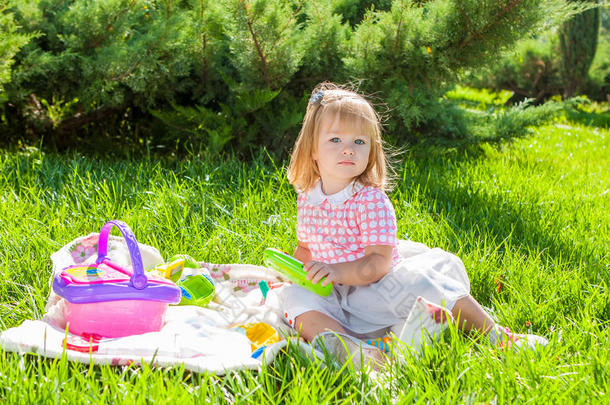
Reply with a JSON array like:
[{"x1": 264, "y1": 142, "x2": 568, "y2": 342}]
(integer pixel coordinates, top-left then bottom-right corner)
[{"x1": 309, "y1": 91, "x2": 324, "y2": 105}]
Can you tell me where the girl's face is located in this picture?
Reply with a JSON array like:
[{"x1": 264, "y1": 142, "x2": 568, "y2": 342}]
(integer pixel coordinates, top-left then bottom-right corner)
[{"x1": 313, "y1": 113, "x2": 371, "y2": 194}]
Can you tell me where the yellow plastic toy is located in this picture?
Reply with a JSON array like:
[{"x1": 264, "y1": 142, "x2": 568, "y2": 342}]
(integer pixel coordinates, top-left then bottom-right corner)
[
  {"x1": 230, "y1": 322, "x2": 281, "y2": 351},
  {"x1": 149, "y1": 258, "x2": 185, "y2": 282},
  {"x1": 147, "y1": 254, "x2": 215, "y2": 307}
]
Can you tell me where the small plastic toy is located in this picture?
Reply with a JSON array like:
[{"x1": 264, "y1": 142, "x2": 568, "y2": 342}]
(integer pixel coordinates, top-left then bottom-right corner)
[
  {"x1": 177, "y1": 274, "x2": 215, "y2": 307},
  {"x1": 365, "y1": 336, "x2": 392, "y2": 353},
  {"x1": 230, "y1": 322, "x2": 281, "y2": 351},
  {"x1": 263, "y1": 248, "x2": 332, "y2": 296},
  {"x1": 149, "y1": 258, "x2": 185, "y2": 282},
  {"x1": 53, "y1": 220, "x2": 182, "y2": 338},
  {"x1": 147, "y1": 254, "x2": 215, "y2": 307}
]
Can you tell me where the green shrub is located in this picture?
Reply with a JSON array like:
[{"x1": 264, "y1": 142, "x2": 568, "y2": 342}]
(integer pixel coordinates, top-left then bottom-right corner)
[
  {"x1": 332, "y1": 0, "x2": 392, "y2": 26},
  {"x1": 467, "y1": 7, "x2": 609, "y2": 103},
  {"x1": 0, "y1": 0, "x2": 35, "y2": 136},
  {"x1": 444, "y1": 86, "x2": 582, "y2": 144},
  {"x1": 2, "y1": 0, "x2": 586, "y2": 153},
  {"x1": 0, "y1": 1, "x2": 33, "y2": 93},
  {"x1": 587, "y1": 8, "x2": 610, "y2": 101},
  {"x1": 559, "y1": 1, "x2": 601, "y2": 97},
  {"x1": 465, "y1": 33, "x2": 563, "y2": 104}
]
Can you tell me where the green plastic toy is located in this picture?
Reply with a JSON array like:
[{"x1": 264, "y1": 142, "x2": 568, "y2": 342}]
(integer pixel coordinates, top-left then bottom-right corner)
[
  {"x1": 263, "y1": 248, "x2": 332, "y2": 297},
  {"x1": 177, "y1": 274, "x2": 215, "y2": 307},
  {"x1": 169, "y1": 254, "x2": 215, "y2": 307},
  {"x1": 148, "y1": 254, "x2": 215, "y2": 307},
  {"x1": 167, "y1": 254, "x2": 199, "y2": 269}
]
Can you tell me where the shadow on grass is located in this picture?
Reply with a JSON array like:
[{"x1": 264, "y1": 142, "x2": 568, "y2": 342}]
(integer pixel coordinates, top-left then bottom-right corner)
[
  {"x1": 396, "y1": 145, "x2": 608, "y2": 284},
  {"x1": 397, "y1": 145, "x2": 610, "y2": 324},
  {"x1": 2, "y1": 141, "x2": 605, "y2": 275},
  {"x1": 564, "y1": 108, "x2": 610, "y2": 128},
  {"x1": 1, "y1": 132, "x2": 607, "y2": 293}
]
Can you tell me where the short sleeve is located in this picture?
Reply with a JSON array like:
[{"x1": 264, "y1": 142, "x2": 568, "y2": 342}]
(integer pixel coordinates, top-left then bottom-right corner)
[
  {"x1": 296, "y1": 193, "x2": 308, "y2": 242},
  {"x1": 356, "y1": 189, "x2": 397, "y2": 247}
]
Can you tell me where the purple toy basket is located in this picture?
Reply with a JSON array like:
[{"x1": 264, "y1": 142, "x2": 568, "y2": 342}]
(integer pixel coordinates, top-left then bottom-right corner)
[{"x1": 53, "y1": 220, "x2": 181, "y2": 338}]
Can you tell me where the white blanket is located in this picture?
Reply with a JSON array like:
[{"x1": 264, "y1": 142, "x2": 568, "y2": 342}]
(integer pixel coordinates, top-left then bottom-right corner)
[
  {"x1": 0, "y1": 233, "x2": 446, "y2": 374},
  {"x1": 0, "y1": 233, "x2": 316, "y2": 374}
]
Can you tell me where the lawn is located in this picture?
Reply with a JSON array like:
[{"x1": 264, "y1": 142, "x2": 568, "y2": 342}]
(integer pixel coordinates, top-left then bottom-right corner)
[{"x1": 0, "y1": 104, "x2": 608, "y2": 402}]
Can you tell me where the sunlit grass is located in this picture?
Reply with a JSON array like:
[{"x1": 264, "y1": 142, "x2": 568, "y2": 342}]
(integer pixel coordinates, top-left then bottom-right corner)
[{"x1": 0, "y1": 108, "x2": 608, "y2": 402}]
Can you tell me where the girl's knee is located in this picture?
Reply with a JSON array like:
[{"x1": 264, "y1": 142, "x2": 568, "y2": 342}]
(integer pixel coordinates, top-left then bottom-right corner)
[
  {"x1": 294, "y1": 310, "x2": 346, "y2": 342},
  {"x1": 294, "y1": 310, "x2": 323, "y2": 328}
]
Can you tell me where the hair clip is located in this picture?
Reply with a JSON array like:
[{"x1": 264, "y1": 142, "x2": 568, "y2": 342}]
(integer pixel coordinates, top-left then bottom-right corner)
[{"x1": 309, "y1": 91, "x2": 324, "y2": 105}]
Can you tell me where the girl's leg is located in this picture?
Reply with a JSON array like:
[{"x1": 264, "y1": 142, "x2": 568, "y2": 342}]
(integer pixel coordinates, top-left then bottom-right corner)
[
  {"x1": 452, "y1": 295, "x2": 548, "y2": 350},
  {"x1": 451, "y1": 295, "x2": 496, "y2": 335},
  {"x1": 294, "y1": 310, "x2": 347, "y2": 342},
  {"x1": 296, "y1": 311, "x2": 385, "y2": 370}
]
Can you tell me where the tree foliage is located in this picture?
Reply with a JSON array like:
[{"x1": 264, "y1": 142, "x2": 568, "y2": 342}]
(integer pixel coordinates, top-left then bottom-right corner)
[
  {"x1": 0, "y1": 0, "x2": 35, "y2": 94},
  {"x1": 559, "y1": 0, "x2": 601, "y2": 97},
  {"x1": 1, "y1": 0, "x2": 585, "y2": 153}
]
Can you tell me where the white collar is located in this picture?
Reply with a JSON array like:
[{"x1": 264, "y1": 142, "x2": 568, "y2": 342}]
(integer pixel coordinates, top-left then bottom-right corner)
[{"x1": 307, "y1": 180, "x2": 364, "y2": 206}]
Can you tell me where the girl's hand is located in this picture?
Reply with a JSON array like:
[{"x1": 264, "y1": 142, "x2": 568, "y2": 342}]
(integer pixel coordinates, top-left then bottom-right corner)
[{"x1": 304, "y1": 261, "x2": 340, "y2": 287}]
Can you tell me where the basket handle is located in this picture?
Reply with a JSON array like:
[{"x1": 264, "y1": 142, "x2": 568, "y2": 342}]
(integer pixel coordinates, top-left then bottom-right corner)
[{"x1": 96, "y1": 220, "x2": 148, "y2": 290}]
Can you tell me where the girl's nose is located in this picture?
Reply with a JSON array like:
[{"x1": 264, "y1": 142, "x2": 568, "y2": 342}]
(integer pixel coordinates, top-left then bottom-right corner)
[{"x1": 342, "y1": 145, "x2": 354, "y2": 155}]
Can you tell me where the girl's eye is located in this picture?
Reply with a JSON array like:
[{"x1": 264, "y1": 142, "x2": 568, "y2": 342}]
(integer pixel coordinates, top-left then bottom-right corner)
[
  {"x1": 355, "y1": 139, "x2": 366, "y2": 145},
  {"x1": 330, "y1": 137, "x2": 340, "y2": 143}
]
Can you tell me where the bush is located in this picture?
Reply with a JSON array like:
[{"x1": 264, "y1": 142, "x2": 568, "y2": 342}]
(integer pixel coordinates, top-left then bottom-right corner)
[
  {"x1": 465, "y1": 32, "x2": 563, "y2": 104},
  {"x1": 467, "y1": 7, "x2": 609, "y2": 103},
  {"x1": 0, "y1": 0, "x2": 35, "y2": 135},
  {"x1": 1, "y1": 0, "x2": 586, "y2": 154},
  {"x1": 587, "y1": 8, "x2": 610, "y2": 101},
  {"x1": 559, "y1": 1, "x2": 601, "y2": 98},
  {"x1": 444, "y1": 85, "x2": 584, "y2": 144},
  {"x1": 0, "y1": 1, "x2": 33, "y2": 93}
]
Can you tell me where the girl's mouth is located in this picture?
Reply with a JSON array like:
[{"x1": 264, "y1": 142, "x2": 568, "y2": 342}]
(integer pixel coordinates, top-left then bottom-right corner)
[{"x1": 338, "y1": 161, "x2": 355, "y2": 165}]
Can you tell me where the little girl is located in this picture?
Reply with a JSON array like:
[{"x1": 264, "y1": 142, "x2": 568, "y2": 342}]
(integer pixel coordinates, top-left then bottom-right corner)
[{"x1": 279, "y1": 82, "x2": 547, "y2": 364}]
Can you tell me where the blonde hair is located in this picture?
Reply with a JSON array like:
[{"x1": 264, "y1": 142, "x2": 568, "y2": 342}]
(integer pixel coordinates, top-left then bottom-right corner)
[{"x1": 287, "y1": 82, "x2": 391, "y2": 193}]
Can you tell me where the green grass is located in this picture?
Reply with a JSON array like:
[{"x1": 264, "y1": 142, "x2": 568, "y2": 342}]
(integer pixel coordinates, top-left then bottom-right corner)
[{"x1": 0, "y1": 112, "x2": 609, "y2": 402}]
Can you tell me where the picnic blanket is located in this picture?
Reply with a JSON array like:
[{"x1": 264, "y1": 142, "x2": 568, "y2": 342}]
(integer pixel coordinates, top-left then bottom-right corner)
[
  {"x1": 0, "y1": 233, "x2": 320, "y2": 374},
  {"x1": 0, "y1": 233, "x2": 447, "y2": 374}
]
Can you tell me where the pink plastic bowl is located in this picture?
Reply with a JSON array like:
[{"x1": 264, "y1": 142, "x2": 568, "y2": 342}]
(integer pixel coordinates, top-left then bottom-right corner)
[{"x1": 63, "y1": 300, "x2": 168, "y2": 338}]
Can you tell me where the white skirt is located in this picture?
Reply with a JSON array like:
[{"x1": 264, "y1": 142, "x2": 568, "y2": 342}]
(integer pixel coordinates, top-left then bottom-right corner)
[{"x1": 278, "y1": 240, "x2": 471, "y2": 337}]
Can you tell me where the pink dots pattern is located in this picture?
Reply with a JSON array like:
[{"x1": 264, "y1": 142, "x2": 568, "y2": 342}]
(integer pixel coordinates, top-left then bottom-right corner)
[{"x1": 297, "y1": 186, "x2": 401, "y2": 266}]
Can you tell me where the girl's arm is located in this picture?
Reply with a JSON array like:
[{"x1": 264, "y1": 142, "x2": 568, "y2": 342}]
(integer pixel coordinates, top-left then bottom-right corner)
[
  {"x1": 294, "y1": 240, "x2": 313, "y2": 264},
  {"x1": 306, "y1": 245, "x2": 393, "y2": 287}
]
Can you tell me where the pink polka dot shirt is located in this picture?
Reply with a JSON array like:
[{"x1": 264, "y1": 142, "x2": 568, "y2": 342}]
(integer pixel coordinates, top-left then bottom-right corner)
[{"x1": 297, "y1": 181, "x2": 401, "y2": 266}]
